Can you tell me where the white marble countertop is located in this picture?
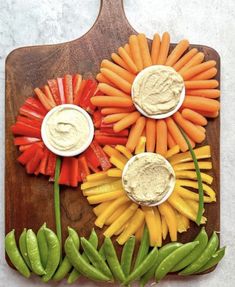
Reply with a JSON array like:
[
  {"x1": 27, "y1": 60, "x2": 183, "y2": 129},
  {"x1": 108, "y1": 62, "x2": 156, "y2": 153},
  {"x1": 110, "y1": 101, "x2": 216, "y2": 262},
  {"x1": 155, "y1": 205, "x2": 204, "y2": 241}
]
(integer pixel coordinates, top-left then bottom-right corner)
[{"x1": 1, "y1": 0, "x2": 235, "y2": 286}]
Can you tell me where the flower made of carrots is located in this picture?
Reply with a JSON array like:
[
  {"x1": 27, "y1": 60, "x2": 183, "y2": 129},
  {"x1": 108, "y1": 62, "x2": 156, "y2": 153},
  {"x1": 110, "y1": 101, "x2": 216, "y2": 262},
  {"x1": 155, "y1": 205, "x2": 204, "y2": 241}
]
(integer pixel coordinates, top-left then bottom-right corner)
[
  {"x1": 91, "y1": 32, "x2": 220, "y2": 154},
  {"x1": 11, "y1": 74, "x2": 111, "y2": 187},
  {"x1": 81, "y1": 141, "x2": 216, "y2": 246}
]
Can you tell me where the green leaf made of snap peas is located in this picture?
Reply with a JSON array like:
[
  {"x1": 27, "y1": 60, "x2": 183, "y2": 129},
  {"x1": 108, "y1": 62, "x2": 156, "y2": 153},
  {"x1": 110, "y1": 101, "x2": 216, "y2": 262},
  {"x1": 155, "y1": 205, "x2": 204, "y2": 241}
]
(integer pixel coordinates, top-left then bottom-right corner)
[
  {"x1": 180, "y1": 129, "x2": 204, "y2": 225},
  {"x1": 5, "y1": 230, "x2": 31, "y2": 278},
  {"x1": 134, "y1": 226, "x2": 149, "y2": 269},
  {"x1": 37, "y1": 223, "x2": 48, "y2": 269},
  {"x1": 121, "y1": 236, "x2": 136, "y2": 277},
  {"x1": 19, "y1": 228, "x2": 32, "y2": 270}
]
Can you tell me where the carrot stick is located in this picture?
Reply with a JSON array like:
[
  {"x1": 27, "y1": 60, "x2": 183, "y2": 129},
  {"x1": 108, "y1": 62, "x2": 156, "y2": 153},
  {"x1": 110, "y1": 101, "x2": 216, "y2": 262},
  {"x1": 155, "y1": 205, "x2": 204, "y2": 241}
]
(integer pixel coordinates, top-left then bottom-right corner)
[
  {"x1": 34, "y1": 88, "x2": 54, "y2": 110},
  {"x1": 196, "y1": 125, "x2": 206, "y2": 133},
  {"x1": 146, "y1": 118, "x2": 156, "y2": 152},
  {"x1": 111, "y1": 53, "x2": 132, "y2": 72},
  {"x1": 157, "y1": 32, "x2": 170, "y2": 65},
  {"x1": 113, "y1": 111, "x2": 141, "y2": 133},
  {"x1": 186, "y1": 89, "x2": 220, "y2": 99},
  {"x1": 129, "y1": 34, "x2": 143, "y2": 72},
  {"x1": 191, "y1": 67, "x2": 217, "y2": 80},
  {"x1": 156, "y1": 120, "x2": 167, "y2": 156},
  {"x1": 179, "y1": 52, "x2": 205, "y2": 73},
  {"x1": 173, "y1": 112, "x2": 205, "y2": 143},
  {"x1": 180, "y1": 60, "x2": 216, "y2": 80},
  {"x1": 103, "y1": 113, "x2": 129, "y2": 124},
  {"x1": 173, "y1": 48, "x2": 198, "y2": 71},
  {"x1": 126, "y1": 117, "x2": 146, "y2": 152},
  {"x1": 167, "y1": 131, "x2": 177, "y2": 149},
  {"x1": 101, "y1": 106, "x2": 136, "y2": 115},
  {"x1": 182, "y1": 96, "x2": 220, "y2": 112},
  {"x1": 196, "y1": 110, "x2": 219, "y2": 118},
  {"x1": 182, "y1": 108, "x2": 207, "y2": 126},
  {"x1": 101, "y1": 59, "x2": 135, "y2": 84},
  {"x1": 100, "y1": 68, "x2": 132, "y2": 94},
  {"x1": 165, "y1": 39, "x2": 190, "y2": 66},
  {"x1": 91, "y1": 96, "x2": 133, "y2": 108},
  {"x1": 96, "y1": 72, "x2": 116, "y2": 86},
  {"x1": 184, "y1": 80, "x2": 219, "y2": 90},
  {"x1": 165, "y1": 117, "x2": 188, "y2": 152},
  {"x1": 44, "y1": 85, "x2": 56, "y2": 106},
  {"x1": 124, "y1": 43, "x2": 132, "y2": 57},
  {"x1": 118, "y1": 47, "x2": 138, "y2": 74},
  {"x1": 98, "y1": 83, "x2": 130, "y2": 98},
  {"x1": 151, "y1": 33, "x2": 161, "y2": 65},
  {"x1": 137, "y1": 33, "x2": 152, "y2": 68}
]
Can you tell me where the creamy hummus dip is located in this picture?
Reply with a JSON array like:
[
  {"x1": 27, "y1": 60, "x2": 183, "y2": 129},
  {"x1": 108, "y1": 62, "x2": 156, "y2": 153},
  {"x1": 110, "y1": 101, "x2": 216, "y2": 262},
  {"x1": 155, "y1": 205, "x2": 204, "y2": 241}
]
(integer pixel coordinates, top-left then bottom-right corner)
[
  {"x1": 122, "y1": 153, "x2": 175, "y2": 206},
  {"x1": 132, "y1": 65, "x2": 184, "y2": 116},
  {"x1": 45, "y1": 106, "x2": 90, "y2": 152}
]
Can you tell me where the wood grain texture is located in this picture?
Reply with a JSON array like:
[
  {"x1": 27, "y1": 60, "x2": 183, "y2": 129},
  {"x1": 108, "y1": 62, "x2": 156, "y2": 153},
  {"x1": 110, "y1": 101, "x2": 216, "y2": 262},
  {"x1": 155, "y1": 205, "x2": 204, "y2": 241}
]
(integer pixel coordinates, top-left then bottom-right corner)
[{"x1": 5, "y1": 0, "x2": 220, "y2": 274}]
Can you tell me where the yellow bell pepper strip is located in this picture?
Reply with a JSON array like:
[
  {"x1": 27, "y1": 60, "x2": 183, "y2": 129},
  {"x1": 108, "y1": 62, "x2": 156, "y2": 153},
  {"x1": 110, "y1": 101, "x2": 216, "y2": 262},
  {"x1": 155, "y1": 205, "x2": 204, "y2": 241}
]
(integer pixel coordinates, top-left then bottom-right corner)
[
  {"x1": 161, "y1": 215, "x2": 168, "y2": 240},
  {"x1": 110, "y1": 156, "x2": 126, "y2": 170},
  {"x1": 117, "y1": 209, "x2": 145, "y2": 245},
  {"x1": 103, "y1": 145, "x2": 127, "y2": 163},
  {"x1": 105, "y1": 203, "x2": 131, "y2": 225},
  {"x1": 169, "y1": 145, "x2": 211, "y2": 165},
  {"x1": 175, "y1": 210, "x2": 190, "y2": 233},
  {"x1": 175, "y1": 171, "x2": 213, "y2": 185},
  {"x1": 176, "y1": 179, "x2": 216, "y2": 201},
  {"x1": 165, "y1": 145, "x2": 180, "y2": 159},
  {"x1": 114, "y1": 225, "x2": 127, "y2": 236},
  {"x1": 81, "y1": 177, "x2": 116, "y2": 190},
  {"x1": 135, "y1": 136, "x2": 146, "y2": 154},
  {"x1": 115, "y1": 145, "x2": 133, "y2": 159},
  {"x1": 135, "y1": 223, "x2": 145, "y2": 242},
  {"x1": 95, "y1": 196, "x2": 130, "y2": 228},
  {"x1": 87, "y1": 189, "x2": 125, "y2": 205},
  {"x1": 158, "y1": 202, "x2": 177, "y2": 242},
  {"x1": 86, "y1": 171, "x2": 108, "y2": 182},
  {"x1": 173, "y1": 161, "x2": 212, "y2": 171},
  {"x1": 153, "y1": 207, "x2": 162, "y2": 247},
  {"x1": 83, "y1": 180, "x2": 123, "y2": 196},
  {"x1": 184, "y1": 199, "x2": 207, "y2": 224},
  {"x1": 141, "y1": 206, "x2": 159, "y2": 247},
  {"x1": 107, "y1": 168, "x2": 122, "y2": 177},
  {"x1": 93, "y1": 201, "x2": 111, "y2": 216},
  {"x1": 174, "y1": 184, "x2": 213, "y2": 203},
  {"x1": 104, "y1": 203, "x2": 138, "y2": 237}
]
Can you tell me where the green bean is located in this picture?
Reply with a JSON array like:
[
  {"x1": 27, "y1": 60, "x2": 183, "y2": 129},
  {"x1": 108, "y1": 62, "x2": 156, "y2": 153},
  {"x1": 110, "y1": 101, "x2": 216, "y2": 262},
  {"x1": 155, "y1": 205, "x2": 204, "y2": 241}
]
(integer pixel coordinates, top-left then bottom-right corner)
[
  {"x1": 125, "y1": 247, "x2": 158, "y2": 285},
  {"x1": 179, "y1": 232, "x2": 219, "y2": 275},
  {"x1": 104, "y1": 237, "x2": 126, "y2": 283},
  {"x1": 156, "y1": 241, "x2": 199, "y2": 282},
  {"x1": 121, "y1": 236, "x2": 136, "y2": 277},
  {"x1": 37, "y1": 223, "x2": 48, "y2": 268},
  {"x1": 5, "y1": 230, "x2": 31, "y2": 278},
  {"x1": 67, "y1": 229, "x2": 98, "y2": 284},
  {"x1": 171, "y1": 227, "x2": 208, "y2": 272},
  {"x1": 134, "y1": 226, "x2": 149, "y2": 269},
  {"x1": 19, "y1": 228, "x2": 32, "y2": 269},
  {"x1": 65, "y1": 236, "x2": 110, "y2": 282},
  {"x1": 81, "y1": 237, "x2": 113, "y2": 279},
  {"x1": 196, "y1": 246, "x2": 226, "y2": 273},
  {"x1": 42, "y1": 227, "x2": 61, "y2": 282},
  {"x1": 54, "y1": 157, "x2": 62, "y2": 251},
  {"x1": 26, "y1": 229, "x2": 45, "y2": 275},
  {"x1": 99, "y1": 242, "x2": 106, "y2": 261}
]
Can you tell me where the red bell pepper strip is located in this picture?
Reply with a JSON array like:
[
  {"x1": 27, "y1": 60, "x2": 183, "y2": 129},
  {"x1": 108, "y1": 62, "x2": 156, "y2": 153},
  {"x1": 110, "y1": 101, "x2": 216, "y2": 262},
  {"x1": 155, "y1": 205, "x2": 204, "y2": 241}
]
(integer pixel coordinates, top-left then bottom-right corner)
[
  {"x1": 78, "y1": 156, "x2": 90, "y2": 182},
  {"x1": 93, "y1": 110, "x2": 102, "y2": 128},
  {"x1": 83, "y1": 146, "x2": 100, "y2": 168},
  {"x1": 70, "y1": 157, "x2": 79, "y2": 187},
  {"x1": 26, "y1": 147, "x2": 44, "y2": 174},
  {"x1": 43, "y1": 85, "x2": 56, "y2": 106},
  {"x1": 14, "y1": 136, "x2": 41, "y2": 146},
  {"x1": 57, "y1": 78, "x2": 66, "y2": 104},
  {"x1": 46, "y1": 151, "x2": 57, "y2": 176},
  {"x1": 100, "y1": 122, "x2": 114, "y2": 129},
  {"x1": 16, "y1": 116, "x2": 42, "y2": 128},
  {"x1": 20, "y1": 105, "x2": 45, "y2": 121},
  {"x1": 87, "y1": 161, "x2": 101, "y2": 173},
  {"x1": 73, "y1": 74, "x2": 82, "y2": 102},
  {"x1": 25, "y1": 97, "x2": 47, "y2": 115},
  {"x1": 48, "y1": 79, "x2": 61, "y2": 105},
  {"x1": 90, "y1": 140, "x2": 112, "y2": 171},
  {"x1": 63, "y1": 74, "x2": 73, "y2": 104},
  {"x1": 80, "y1": 79, "x2": 97, "y2": 113},
  {"x1": 73, "y1": 79, "x2": 87, "y2": 105},
  {"x1": 95, "y1": 135, "x2": 128, "y2": 146},
  {"x1": 17, "y1": 143, "x2": 40, "y2": 165},
  {"x1": 59, "y1": 157, "x2": 70, "y2": 185},
  {"x1": 12, "y1": 122, "x2": 41, "y2": 138},
  {"x1": 19, "y1": 144, "x2": 33, "y2": 152},
  {"x1": 34, "y1": 87, "x2": 54, "y2": 111},
  {"x1": 36, "y1": 148, "x2": 50, "y2": 175},
  {"x1": 97, "y1": 129, "x2": 129, "y2": 137}
]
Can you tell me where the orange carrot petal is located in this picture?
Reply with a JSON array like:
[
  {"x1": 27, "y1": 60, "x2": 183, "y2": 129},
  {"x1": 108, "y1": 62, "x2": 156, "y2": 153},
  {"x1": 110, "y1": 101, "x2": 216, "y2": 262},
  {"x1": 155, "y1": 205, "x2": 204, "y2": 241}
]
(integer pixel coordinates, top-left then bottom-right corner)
[
  {"x1": 184, "y1": 80, "x2": 219, "y2": 90},
  {"x1": 91, "y1": 96, "x2": 133, "y2": 108},
  {"x1": 103, "y1": 113, "x2": 129, "y2": 124},
  {"x1": 137, "y1": 33, "x2": 152, "y2": 68},
  {"x1": 156, "y1": 120, "x2": 167, "y2": 156},
  {"x1": 180, "y1": 60, "x2": 216, "y2": 80},
  {"x1": 166, "y1": 39, "x2": 190, "y2": 66},
  {"x1": 182, "y1": 96, "x2": 220, "y2": 112},
  {"x1": 181, "y1": 108, "x2": 207, "y2": 126},
  {"x1": 124, "y1": 43, "x2": 132, "y2": 57},
  {"x1": 111, "y1": 52, "x2": 132, "y2": 72},
  {"x1": 101, "y1": 106, "x2": 136, "y2": 115},
  {"x1": 129, "y1": 34, "x2": 144, "y2": 72},
  {"x1": 157, "y1": 32, "x2": 170, "y2": 65},
  {"x1": 173, "y1": 48, "x2": 198, "y2": 71},
  {"x1": 151, "y1": 33, "x2": 161, "y2": 65},
  {"x1": 96, "y1": 73, "x2": 116, "y2": 87},
  {"x1": 126, "y1": 117, "x2": 146, "y2": 152},
  {"x1": 113, "y1": 111, "x2": 141, "y2": 132},
  {"x1": 98, "y1": 83, "x2": 130, "y2": 98},
  {"x1": 146, "y1": 118, "x2": 156, "y2": 152},
  {"x1": 186, "y1": 89, "x2": 220, "y2": 99},
  {"x1": 118, "y1": 47, "x2": 138, "y2": 74},
  {"x1": 191, "y1": 67, "x2": 217, "y2": 80},
  {"x1": 179, "y1": 52, "x2": 205, "y2": 73},
  {"x1": 167, "y1": 131, "x2": 176, "y2": 149}
]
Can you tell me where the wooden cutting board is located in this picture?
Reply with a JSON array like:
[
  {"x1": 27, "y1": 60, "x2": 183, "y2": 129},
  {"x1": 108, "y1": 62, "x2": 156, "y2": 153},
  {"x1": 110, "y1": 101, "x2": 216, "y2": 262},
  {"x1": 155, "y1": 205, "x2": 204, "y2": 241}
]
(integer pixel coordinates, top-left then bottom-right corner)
[{"x1": 5, "y1": 0, "x2": 220, "y2": 273}]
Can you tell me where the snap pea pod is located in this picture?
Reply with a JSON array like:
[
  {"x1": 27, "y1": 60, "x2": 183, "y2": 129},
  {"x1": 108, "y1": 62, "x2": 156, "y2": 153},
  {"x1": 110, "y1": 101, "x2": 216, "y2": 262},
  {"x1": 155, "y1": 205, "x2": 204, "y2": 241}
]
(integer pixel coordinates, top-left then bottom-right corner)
[
  {"x1": 121, "y1": 236, "x2": 136, "y2": 277},
  {"x1": 134, "y1": 226, "x2": 149, "y2": 269},
  {"x1": 104, "y1": 237, "x2": 126, "y2": 283},
  {"x1": 65, "y1": 236, "x2": 109, "y2": 282},
  {"x1": 53, "y1": 227, "x2": 80, "y2": 281},
  {"x1": 5, "y1": 230, "x2": 31, "y2": 278},
  {"x1": 81, "y1": 237, "x2": 113, "y2": 279},
  {"x1": 37, "y1": 223, "x2": 48, "y2": 269},
  {"x1": 125, "y1": 247, "x2": 158, "y2": 285},
  {"x1": 19, "y1": 228, "x2": 32, "y2": 269},
  {"x1": 196, "y1": 246, "x2": 226, "y2": 273},
  {"x1": 156, "y1": 241, "x2": 199, "y2": 282},
  {"x1": 99, "y1": 242, "x2": 106, "y2": 261},
  {"x1": 67, "y1": 228, "x2": 99, "y2": 284},
  {"x1": 171, "y1": 227, "x2": 208, "y2": 272},
  {"x1": 179, "y1": 232, "x2": 219, "y2": 275},
  {"x1": 42, "y1": 227, "x2": 61, "y2": 282},
  {"x1": 26, "y1": 229, "x2": 45, "y2": 275}
]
